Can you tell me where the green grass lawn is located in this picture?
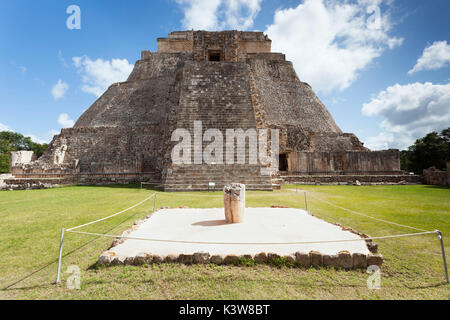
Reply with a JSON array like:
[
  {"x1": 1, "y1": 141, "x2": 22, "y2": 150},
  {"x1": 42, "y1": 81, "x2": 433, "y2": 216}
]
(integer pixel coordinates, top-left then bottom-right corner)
[{"x1": 0, "y1": 184, "x2": 449, "y2": 300}]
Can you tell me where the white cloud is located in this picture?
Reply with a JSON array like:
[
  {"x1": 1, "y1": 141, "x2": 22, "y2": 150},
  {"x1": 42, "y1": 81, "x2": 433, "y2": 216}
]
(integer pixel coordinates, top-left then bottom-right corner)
[
  {"x1": 0, "y1": 123, "x2": 12, "y2": 132},
  {"x1": 24, "y1": 130, "x2": 59, "y2": 144},
  {"x1": 51, "y1": 79, "x2": 69, "y2": 100},
  {"x1": 265, "y1": 0, "x2": 403, "y2": 93},
  {"x1": 10, "y1": 61, "x2": 27, "y2": 73},
  {"x1": 177, "y1": 0, "x2": 262, "y2": 30},
  {"x1": 58, "y1": 50, "x2": 69, "y2": 68},
  {"x1": 24, "y1": 134, "x2": 47, "y2": 145},
  {"x1": 408, "y1": 41, "x2": 450, "y2": 75},
  {"x1": 45, "y1": 130, "x2": 60, "y2": 143},
  {"x1": 362, "y1": 82, "x2": 450, "y2": 150},
  {"x1": 36, "y1": 130, "x2": 59, "y2": 144},
  {"x1": 58, "y1": 113, "x2": 75, "y2": 128},
  {"x1": 73, "y1": 56, "x2": 134, "y2": 97},
  {"x1": 0, "y1": 123, "x2": 55, "y2": 144}
]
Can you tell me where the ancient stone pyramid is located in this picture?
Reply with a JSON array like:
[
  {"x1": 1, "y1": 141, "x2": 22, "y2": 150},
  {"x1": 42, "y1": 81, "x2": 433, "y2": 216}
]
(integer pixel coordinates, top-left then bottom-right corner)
[{"x1": 10, "y1": 31, "x2": 402, "y2": 191}]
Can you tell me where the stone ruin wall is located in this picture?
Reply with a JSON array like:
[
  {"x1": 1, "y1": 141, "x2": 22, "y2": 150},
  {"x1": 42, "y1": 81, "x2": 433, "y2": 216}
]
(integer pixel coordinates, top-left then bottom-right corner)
[
  {"x1": 285, "y1": 149, "x2": 401, "y2": 175},
  {"x1": 423, "y1": 143, "x2": 450, "y2": 186},
  {"x1": 10, "y1": 151, "x2": 35, "y2": 168},
  {"x1": 423, "y1": 167, "x2": 449, "y2": 186},
  {"x1": 11, "y1": 126, "x2": 163, "y2": 177}
]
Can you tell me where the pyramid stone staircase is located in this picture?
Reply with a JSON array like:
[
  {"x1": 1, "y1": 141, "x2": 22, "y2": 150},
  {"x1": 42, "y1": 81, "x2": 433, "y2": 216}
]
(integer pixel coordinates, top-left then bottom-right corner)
[{"x1": 162, "y1": 61, "x2": 273, "y2": 191}]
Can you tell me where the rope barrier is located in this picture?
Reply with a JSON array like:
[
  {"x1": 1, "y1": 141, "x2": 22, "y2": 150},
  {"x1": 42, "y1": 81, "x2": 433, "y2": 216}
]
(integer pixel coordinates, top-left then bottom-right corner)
[
  {"x1": 55, "y1": 189, "x2": 448, "y2": 285},
  {"x1": 66, "y1": 192, "x2": 156, "y2": 231},
  {"x1": 66, "y1": 229, "x2": 437, "y2": 246},
  {"x1": 306, "y1": 192, "x2": 431, "y2": 233}
]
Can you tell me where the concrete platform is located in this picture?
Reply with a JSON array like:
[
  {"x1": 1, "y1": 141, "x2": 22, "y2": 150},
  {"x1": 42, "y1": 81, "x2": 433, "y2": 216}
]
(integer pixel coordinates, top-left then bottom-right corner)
[{"x1": 100, "y1": 208, "x2": 373, "y2": 266}]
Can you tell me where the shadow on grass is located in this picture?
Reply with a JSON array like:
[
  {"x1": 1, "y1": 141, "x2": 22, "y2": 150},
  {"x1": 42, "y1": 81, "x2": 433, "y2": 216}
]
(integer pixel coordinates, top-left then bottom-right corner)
[
  {"x1": 5, "y1": 258, "x2": 448, "y2": 294},
  {"x1": 421, "y1": 185, "x2": 450, "y2": 190},
  {"x1": 1, "y1": 203, "x2": 147, "y2": 292},
  {"x1": 79, "y1": 263, "x2": 450, "y2": 293},
  {"x1": 72, "y1": 183, "x2": 159, "y2": 191}
]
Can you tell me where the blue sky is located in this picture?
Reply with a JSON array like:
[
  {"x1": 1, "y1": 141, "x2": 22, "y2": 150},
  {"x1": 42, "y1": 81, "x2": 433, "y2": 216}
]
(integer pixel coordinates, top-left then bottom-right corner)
[{"x1": 1, "y1": 0, "x2": 449, "y2": 150}]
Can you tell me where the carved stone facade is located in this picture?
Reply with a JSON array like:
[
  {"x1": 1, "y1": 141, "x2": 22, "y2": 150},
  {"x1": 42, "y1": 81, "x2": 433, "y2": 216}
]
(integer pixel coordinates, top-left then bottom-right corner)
[{"x1": 8, "y1": 31, "x2": 408, "y2": 190}]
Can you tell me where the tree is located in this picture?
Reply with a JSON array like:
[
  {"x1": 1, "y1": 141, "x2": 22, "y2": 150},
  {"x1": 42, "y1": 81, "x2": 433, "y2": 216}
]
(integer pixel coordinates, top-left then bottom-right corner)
[
  {"x1": 399, "y1": 150, "x2": 412, "y2": 172},
  {"x1": 442, "y1": 127, "x2": 450, "y2": 143},
  {"x1": 0, "y1": 131, "x2": 48, "y2": 173},
  {"x1": 400, "y1": 128, "x2": 449, "y2": 174}
]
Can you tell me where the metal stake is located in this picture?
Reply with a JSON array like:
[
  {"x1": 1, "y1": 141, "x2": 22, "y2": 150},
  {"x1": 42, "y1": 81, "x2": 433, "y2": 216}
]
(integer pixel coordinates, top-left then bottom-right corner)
[
  {"x1": 153, "y1": 193, "x2": 157, "y2": 212},
  {"x1": 304, "y1": 191, "x2": 308, "y2": 213},
  {"x1": 56, "y1": 228, "x2": 65, "y2": 284},
  {"x1": 436, "y1": 230, "x2": 449, "y2": 284}
]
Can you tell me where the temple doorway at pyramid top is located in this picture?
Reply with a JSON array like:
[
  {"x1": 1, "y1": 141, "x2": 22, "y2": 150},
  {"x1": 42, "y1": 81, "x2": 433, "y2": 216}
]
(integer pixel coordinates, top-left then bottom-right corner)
[{"x1": 155, "y1": 30, "x2": 272, "y2": 62}]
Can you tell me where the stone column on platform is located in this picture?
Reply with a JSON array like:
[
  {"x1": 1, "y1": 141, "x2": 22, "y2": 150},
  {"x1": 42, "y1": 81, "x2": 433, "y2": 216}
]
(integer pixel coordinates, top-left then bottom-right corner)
[{"x1": 223, "y1": 183, "x2": 246, "y2": 223}]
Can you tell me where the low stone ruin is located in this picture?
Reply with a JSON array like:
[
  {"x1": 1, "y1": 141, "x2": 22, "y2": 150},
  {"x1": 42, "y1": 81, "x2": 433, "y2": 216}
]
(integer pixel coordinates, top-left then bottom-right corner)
[{"x1": 99, "y1": 249, "x2": 383, "y2": 270}]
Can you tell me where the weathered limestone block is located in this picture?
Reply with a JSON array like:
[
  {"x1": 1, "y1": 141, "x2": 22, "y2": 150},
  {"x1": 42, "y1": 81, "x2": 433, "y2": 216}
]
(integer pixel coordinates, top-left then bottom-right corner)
[
  {"x1": 337, "y1": 251, "x2": 353, "y2": 269},
  {"x1": 366, "y1": 241, "x2": 378, "y2": 253},
  {"x1": 124, "y1": 256, "x2": 136, "y2": 265},
  {"x1": 309, "y1": 251, "x2": 323, "y2": 267},
  {"x1": 98, "y1": 251, "x2": 116, "y2": 265},
  {"x1": 151, "y1": 254, "x2": 162, "y2": 264},
  {"x1": 10, "y1": 151, "x2": 35, "y2": 167},
  {"x1": 241, "y1": 254, "x2": 253, "y2": 260},
  {"x1": 267, "y1": 253, "x2": 281, "y2": 262},
  {"x1": 322, "y1": 254, "x2": 339, "y2": 268},
  {"x1": 164, "y1": 255, "x2": 178, "y2": 263},
  {"x1": 111, "y1": 255, "x2": 126, "y2": 266},
  {"x1": 178, "y1": 254, "x2": 194, "y2": 265},
  {"x1": 193, "y1": 252, "x2": 210, "y2": 264},
  {"x1": 223, "y1": 255, "x2": 240, "y2": 265},
  {"x1": 223, "y1": 183, "x2": 246, "y2": 223},
  {"x1": 367, "y1": 254, "x2": 383, "y2": 267},
  {"x1": 353, "y1": 253, "x2": 367, "y2": 269},
  {"x1": 254, "y1": 252, "x2": 268, "y2": 263},
  {"x1": 53, "y1": 143, "x2": 68, "y2": 165},
  {"x1": 283, "y1": 255, "x2": 296, "y2": 264},
  {"x1": 134, "y1": 253, "x2": 150, "y2": 265},
  {"x1": 210, "y1": 255, "x2": 224, "y2": 265},
  {"x1": 295, "y1": 252, "x2": 310, "y2": 267}
]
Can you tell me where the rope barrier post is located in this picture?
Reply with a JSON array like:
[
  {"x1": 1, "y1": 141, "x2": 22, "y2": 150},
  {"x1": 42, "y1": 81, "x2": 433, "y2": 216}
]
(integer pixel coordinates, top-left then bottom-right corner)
[
  {"x1": 436, "y1": 230, "x2": 449, "y2": 284},
  {"x1": 153, "y1": 192, "x2": 157, "y2": 212},
  {"x1": 55, "y1": 228, "x2": 65, "y2": 284},
  {"x1": 304, "y1": 191, "x2": 308, "y2": 213}
]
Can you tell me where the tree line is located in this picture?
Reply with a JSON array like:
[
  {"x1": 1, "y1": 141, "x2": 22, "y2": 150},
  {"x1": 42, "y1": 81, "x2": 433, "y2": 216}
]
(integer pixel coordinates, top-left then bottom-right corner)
[{"x1": 400, "y1": 127, "x2": 449, "y2": 174}]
